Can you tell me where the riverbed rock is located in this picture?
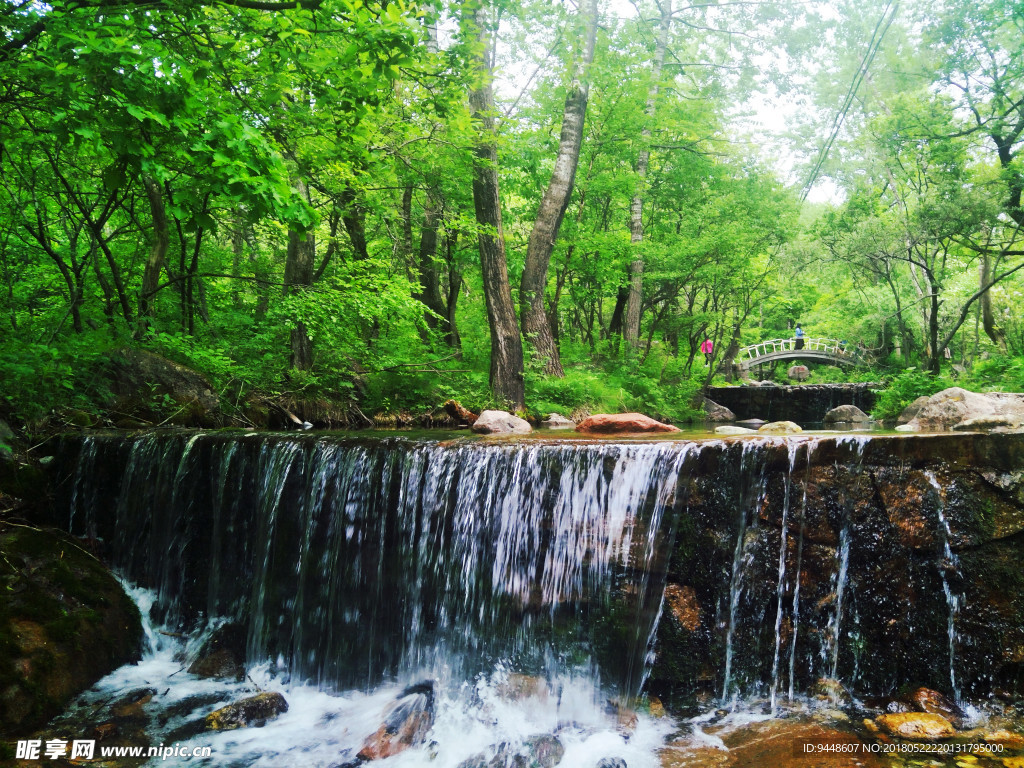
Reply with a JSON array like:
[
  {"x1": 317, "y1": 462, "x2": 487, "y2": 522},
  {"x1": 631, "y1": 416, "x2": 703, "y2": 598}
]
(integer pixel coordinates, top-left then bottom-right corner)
[
  {"x1": 0, "y1": 524, "x2": 143, "y2": 737},
  {"x1": 903, "y1": 686, "x2": 966, "y2": 726},
  {"x1": 358, "y1": 682, "x2": 435, "y2": 761},
  {"x1": 187, "y1": 622, "x2": 247, "y2": 681},
  {"x1": 472, "y1": 410, "x2": 533, "y2": 435},
  {"x1": 810, "y1": 678, "x2": 852, "y2": 705},
  {"x1": 875, "y1": 712, "x2": 955, "y2": 740},
  {"x1": 541, "y1": 413, "x2": 575, "y2": 429},
  {"x1": 823, "y1": 405, "x2": 871, "y2": 424},
  {"x1": 736, "y1": 419, "x2": 766, "y2": 428},
  {"x1": 702, "y1": 399, "x2": 735, "y2": 422},
  {"x1": 204, "y1": 691, "x2": 288, "y2": 730},
  {"x1": 576, "y1": 413, "x2": 680, "y2": 434},
  {"x1": 661, "y1": 720, "x2": 883, "y2": 768},
  {"x1": 714, "y1": 426, "x2": 757, "y2": 436},
  {"x1": 758, "y1": 420, "x2": 803, "y2": 434},
  {"x1": 457, "y1": 736, "x2": 564, "y2": 768},
  {"x1": 901, "y1": 387, "x2": 1024, "y2": 432}
]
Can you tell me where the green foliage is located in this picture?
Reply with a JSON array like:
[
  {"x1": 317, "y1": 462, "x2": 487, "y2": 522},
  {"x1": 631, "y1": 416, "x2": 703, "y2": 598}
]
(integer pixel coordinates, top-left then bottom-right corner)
[
  {"x1": 0, "y1": 336, "x2": 112, "y2": 423},
  {"x1": 959, "y1": 355, "x2": 1024, "y2": 393},
  {"x1": 871, "y1": 369, "x2": 953, "y2": 421}
]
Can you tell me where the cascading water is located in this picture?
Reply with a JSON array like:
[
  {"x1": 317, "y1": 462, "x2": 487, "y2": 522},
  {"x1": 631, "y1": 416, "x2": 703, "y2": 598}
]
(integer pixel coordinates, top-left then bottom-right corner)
[
  {"x1": 927, "y1": 470, "x2": 962, "y2": 703},
  {"x1": 61, "y1": 432, "x2": 702, "y2": 766},
  {"x1": 50, "y1": 428, "x2": 1016, "y2": 766}
]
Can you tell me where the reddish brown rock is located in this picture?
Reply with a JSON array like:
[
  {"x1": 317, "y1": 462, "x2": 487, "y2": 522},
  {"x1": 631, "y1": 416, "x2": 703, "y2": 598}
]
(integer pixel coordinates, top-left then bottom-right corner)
[
  {"x1": 358, "y1": 682, "x2": 434, "y2": 761},
  {"x1": 664, "y1": 584, "x2": 701, "y2": 631},
  {"x1": 576, "y1": 413, "x2": 680, "y2": 434},
  {"x1": 875, "y1": 712, "x2": 955, "y2": 740},
  {"x1": 904, "y1": 686, "x2": 965, "y2": 725}
]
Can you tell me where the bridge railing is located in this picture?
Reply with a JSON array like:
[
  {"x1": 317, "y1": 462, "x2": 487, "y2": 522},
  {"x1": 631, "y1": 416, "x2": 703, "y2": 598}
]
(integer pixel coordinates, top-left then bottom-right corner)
[{"x1": 736, "y1": 337, "x2": 870, "y2": 367}]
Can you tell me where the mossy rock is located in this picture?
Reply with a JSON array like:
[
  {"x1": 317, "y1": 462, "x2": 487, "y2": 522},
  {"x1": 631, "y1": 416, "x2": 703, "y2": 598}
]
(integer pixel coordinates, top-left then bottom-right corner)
[{"x1": 0, "y1": 523, "x2": 143, "y2": 737}]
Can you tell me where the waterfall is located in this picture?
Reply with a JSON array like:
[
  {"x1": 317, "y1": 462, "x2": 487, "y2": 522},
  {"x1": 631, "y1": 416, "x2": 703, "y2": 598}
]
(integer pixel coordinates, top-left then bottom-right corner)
[
  {"x1": 65, "y1": 432, "x2": 696, "y2": 698},
  {"x1": 53, "y1": 427, "x2": 1003, "y2": 766},
  {"x1": 927, "y1": 471, "x2": 962, "y2": 703}
]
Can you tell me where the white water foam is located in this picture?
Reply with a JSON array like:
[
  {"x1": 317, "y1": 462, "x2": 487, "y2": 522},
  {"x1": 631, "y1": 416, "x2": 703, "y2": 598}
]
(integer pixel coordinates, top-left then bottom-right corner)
[{"x1": 63, "y1": 587, "x2": 674, "y2": 768}]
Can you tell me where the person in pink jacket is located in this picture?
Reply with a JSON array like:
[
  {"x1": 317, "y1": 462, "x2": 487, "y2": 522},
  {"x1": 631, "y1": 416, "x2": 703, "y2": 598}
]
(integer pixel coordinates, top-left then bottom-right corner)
[{"x1": 700, "y1": 337, "x2": 713, "y2": 364}]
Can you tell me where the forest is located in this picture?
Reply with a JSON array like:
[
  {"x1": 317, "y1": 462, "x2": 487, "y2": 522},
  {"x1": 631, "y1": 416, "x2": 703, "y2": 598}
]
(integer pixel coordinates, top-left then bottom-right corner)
[{"x1": 1, "y1": 0, "x2": 1023, "y2": 429}]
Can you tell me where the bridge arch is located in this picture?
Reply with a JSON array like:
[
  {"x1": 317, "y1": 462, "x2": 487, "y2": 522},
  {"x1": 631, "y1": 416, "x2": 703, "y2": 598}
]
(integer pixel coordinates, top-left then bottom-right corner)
[{"x1": 733, "y1": 337, "x2": 871, "y2": 374}]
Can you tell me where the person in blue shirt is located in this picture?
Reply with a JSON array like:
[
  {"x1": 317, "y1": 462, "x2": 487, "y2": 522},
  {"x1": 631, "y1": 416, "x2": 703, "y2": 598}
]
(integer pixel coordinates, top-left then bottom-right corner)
[{"x1": 794, "y1": 323, "x2": 805, "y2": 350}]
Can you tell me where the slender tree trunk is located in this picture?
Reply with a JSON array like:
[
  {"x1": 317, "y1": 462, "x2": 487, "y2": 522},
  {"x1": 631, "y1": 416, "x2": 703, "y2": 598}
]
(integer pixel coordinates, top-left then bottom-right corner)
[
  {"x1": 340, "y1": 186, "x2": 370, "y2": 260},
  {"x1": 928, "y1": 280, "x2": 941, "y2": 375},
  {"x1": 624, "y1": 0, "x2": 671, "y2": 347},
  {"x1": 139, "y1": 176, "x2": 169, "y2": 326},
  {"x1": 414, "y1": 193, "x2": 460, "y2": 348},
  {"x1": 464, "y1": 0, "x2": 525, "y2": 409},
  {"x1": 519, "y1": 0, "x2": 597, "y2": 376},
  {"x1": 979, "y1": 252, "x2": 1005, "y2": 348},
  {"x1": 284, "y1": 178, "x2": 316, "y2": 371}
]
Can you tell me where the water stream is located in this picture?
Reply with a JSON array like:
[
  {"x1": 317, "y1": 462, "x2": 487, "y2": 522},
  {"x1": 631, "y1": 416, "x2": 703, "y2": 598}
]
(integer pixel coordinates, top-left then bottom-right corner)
[{"x1": 51, "y1": 429, "x2": 1003, "y2": 766}]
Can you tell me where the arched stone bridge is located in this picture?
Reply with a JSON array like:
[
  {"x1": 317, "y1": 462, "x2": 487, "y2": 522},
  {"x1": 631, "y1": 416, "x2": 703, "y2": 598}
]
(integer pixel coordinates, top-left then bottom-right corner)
[{"x1": 734, "y1": 337, "x2": 872, "y2": 374}]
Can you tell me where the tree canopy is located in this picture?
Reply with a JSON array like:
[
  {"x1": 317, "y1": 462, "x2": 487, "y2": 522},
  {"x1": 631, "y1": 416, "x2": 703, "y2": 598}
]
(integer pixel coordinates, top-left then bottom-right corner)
[{"x1": 2, "y1": 0, "x2": 1023, "y2": 427}]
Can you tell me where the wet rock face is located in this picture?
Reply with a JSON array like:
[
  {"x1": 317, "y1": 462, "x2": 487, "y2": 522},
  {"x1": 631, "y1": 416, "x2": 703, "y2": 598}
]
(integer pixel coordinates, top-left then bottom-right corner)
[
  {"x1": 358, "y1": 682, "x2": 435, "y2": 761},
  {"x1": 187, "y1": 622, "x2": 247, "y2": 681},
  {"x1": 874, "y1": 712, "x2": 955, "y2": 740},
  {"x1": 649, "y1": 433, "x2": 1024, "y2": 710},
  {"x1": 0, "y1": 524, "x2": 142, "y2": 737},
  {"x1": 204, "y1": 691, "x2": 288, "y2": 730},
  {"x1": 576, "y1": 413, "x2": 680, "y2": 434}
]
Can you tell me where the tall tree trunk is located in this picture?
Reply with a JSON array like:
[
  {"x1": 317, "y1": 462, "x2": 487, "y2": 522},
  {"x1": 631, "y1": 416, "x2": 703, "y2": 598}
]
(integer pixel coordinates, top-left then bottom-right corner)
[
  {"x1": 138, "y1": 176, "x2": 169, "y2": 327},
  {"x1": 928, "y1": 277, "x2": 941, "y2": 375},
  {"x1": 624, "y1": 0, "x2": 671, "y2": 347},
  {"x1": 464, "y1": 0, "x2": 525, "y2": 410},
  {"x1": 979, "y1": 251, "x2": 1005, "y2": 348},
  {"x1": 284, "y1": 178, "x2": 316, "y2": 371},
  {"x1": 519, "y1": 0, "x2": 597, "y2": 376},
  {"x1": 414, "y1": 193, "x2": 456, "y2": 344},
  {"x1": 340, "y1": 186, "x2": 370, "y2": 260}
]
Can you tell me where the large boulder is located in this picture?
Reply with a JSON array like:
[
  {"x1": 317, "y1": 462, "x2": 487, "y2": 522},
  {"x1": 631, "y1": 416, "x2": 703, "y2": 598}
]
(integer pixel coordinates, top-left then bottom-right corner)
[
  {"x1": 702, "y1": 398, "x2": 735, "y2": 422},
  {"x1": 472, "y1": 410, "x2": 532, "y2": 435},
  {"x1": 902, "y1": 388, "x2": 1024, "y2": 432},
  {"x1": 576, "y1": 413, "x2": 680, "y2": 434},
  {"x1": 824, "y1": 404, "x2": 872, "y2": 424},
  {"x1": 105, "y1": 347, "x2": 221, "y2": 427},
  {"x1": 0, "y1": 524, "x2": 143, "y2": 737},
  {"x1": 897, "y1": 396, "x2": 931, "y2": 425}
]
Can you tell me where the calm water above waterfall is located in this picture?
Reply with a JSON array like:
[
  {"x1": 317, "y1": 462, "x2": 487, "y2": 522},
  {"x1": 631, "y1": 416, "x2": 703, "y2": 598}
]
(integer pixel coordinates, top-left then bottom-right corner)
[{"x1": 53, "y1": 430, "x2": 1024, "y2": 766}]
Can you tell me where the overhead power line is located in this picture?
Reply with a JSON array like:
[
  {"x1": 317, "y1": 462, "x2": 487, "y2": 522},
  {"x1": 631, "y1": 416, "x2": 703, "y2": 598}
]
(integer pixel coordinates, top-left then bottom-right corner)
[{"x1": 800, "y1": 0, "x2": 899, "y2": 202}]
